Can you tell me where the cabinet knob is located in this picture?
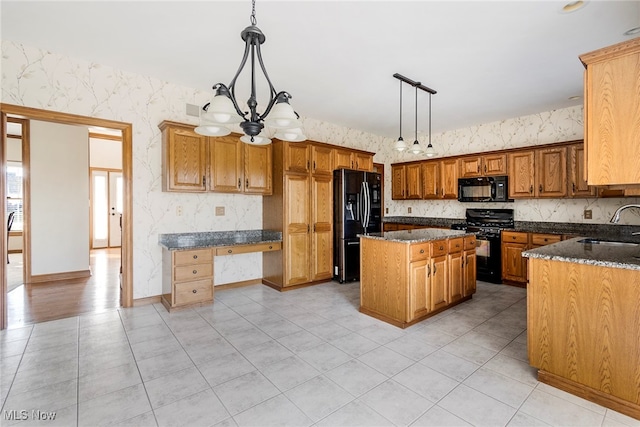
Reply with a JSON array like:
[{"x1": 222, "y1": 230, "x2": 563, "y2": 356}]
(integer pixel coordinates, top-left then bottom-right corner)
[
  {"x1": 228, "y1": 249, "x2": 232, "y2": 254},
  {"x1": 192, "y1": 289, "x2": 197, "y2": 294},
  {"x1": 456, "y1": 244, "x2": 460, "y2": 248},
  {"x1": 193, "y1": 255, "x2": 198, "y2": 259},
  {"x1": 439, "y1": 245, "x2": 444, "y2": 250},
  {"x1": 192, "y1": 270, "x2": 197, "y2": 274},
  {"x1": 512, "y1": 236, "x2": 516, "y2": 240},
  {"x1": 544, "y1": 238, "x2": 548, "y2": 242},
  {"x1": 420, "y1": 249, "x2": 424, "y2": 254},
  {"x1": 269, "y1": 245, "x2": 273, "y2": 249}
]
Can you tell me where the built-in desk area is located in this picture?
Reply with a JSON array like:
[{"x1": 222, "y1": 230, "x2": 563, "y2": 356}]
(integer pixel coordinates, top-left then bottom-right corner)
[{"x1": 159, "y1": 230, "x2": 282, "y2": 311}]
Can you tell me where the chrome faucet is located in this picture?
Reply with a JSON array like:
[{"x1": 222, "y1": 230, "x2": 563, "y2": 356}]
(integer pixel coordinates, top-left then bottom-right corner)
[{"x1": 610, "y1": 204, "x2": 640, "y2": 231}]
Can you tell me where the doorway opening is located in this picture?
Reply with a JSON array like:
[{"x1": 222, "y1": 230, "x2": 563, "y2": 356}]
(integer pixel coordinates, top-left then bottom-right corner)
[{"x1": 1, "y1": 104, "x2": 133, "y2": 330}]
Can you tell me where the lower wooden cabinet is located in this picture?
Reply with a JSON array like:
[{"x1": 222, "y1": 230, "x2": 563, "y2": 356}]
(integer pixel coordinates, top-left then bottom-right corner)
[
  {"x1": 501, "y1": 231, "x2": 564, "y2": 285},
  {"x1": 162, "y1": 248, "x2": 214, "y2": 310},
  {"x1": 360, "y1": 234, "x2": 476, "y2": 328}
]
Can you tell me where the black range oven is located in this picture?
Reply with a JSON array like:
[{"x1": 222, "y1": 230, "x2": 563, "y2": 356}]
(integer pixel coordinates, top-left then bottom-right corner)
[{"x1": 451, "y1": 209, "x2": 514, "y2": 284}]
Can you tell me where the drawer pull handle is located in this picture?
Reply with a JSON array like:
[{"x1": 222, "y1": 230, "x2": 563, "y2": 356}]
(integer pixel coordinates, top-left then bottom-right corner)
[
  {"x1": 439, "y1": 245, "x2": 444, "y2": 250},
  {"x1": 456, "y1": 244, "x2": 460, "y2": 248},
  {"x1": 192, "y1": 270, "x2": 197, "y2": 274},
  {"x1": 192, "y1": 289, "x2": 197, "y2": 294},
  {"x1": 228, "y1": 249, "x2": 232, "y2": 254},
  {"x1": 512, "y1": 236, "x2": 516, "y2": 240},
  {"x1": 420, "y1": 249, "x2": 425, "y2": 254},
  {"x1": 269, "y1": 245, "x2": 273, "y2": 249},
  {"x1": 193, "y1": 255, "x2": 198, "y2": 259},
  {"x1": 544, "y1": 238, "x2": 548, "y2": 242}
]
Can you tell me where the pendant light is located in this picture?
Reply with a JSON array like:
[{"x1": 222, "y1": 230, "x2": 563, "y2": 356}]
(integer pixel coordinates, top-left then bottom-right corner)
[
  {"x1": 424, "y1": 92, "x2": 437, "y2": 158},
  {"x1": 394, "y1": 80, "x2": 408, "y2": 151},
  {"x1": 408, "y1": 85, "x2": 423, "y2": 154}
]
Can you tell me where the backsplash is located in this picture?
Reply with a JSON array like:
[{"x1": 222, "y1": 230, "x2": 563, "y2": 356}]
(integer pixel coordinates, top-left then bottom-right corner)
[{"x1": 1, "y1": 40, "x2": 638, "y2": 301}]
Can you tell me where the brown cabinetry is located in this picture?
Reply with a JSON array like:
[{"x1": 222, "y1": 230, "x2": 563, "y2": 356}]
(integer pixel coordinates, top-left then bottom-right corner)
[
  {"x1": 311, "y1": 145, "x2": 333, "y2": 175},
  {"x1": 536, "y1": 147, "x2": 567, "y2": 198},
  {"x1": 567, "y1": 143, "x2": 596, "y2": 197},
  {"x1": 162, "y1": 248, "x2": 214, "y2": 310},
  {"x1": 421, "y1": 161, "x2": 440, "y2": 199},
  {"x1": 459, "y1": 154, "x2": 507, "y2": 178},
  {"x1": 333, "y1": 149, "x2": 353, "y2": 170},
  {"x1": 160, "y1": 121, "x2": 271, "y2": 195},
  {"x1": 161, "y1": 122, "x2": 208, "y2": 192},
  {"x1": 406, "y1": 163, "x2": 422, "y2": 199},
  {"x1": 508, "y1": 151, "x2": 536, "y2": 198},
  {"x1": 440, "y1": 159, "x2": 458, "y2": 199},
  {"x1": 391, "y1": 164, "x2": 406, "y2": 199},
  {"x1": 501, "y1": 231, "x2": 563, "y2": 285},
  {"x1": 463, "y1": 236, "x2": 477, "y2": 297},
  {"x1": 580, "y1": 38, "x2": 640, "y2": 186},
  {"x1": 448, "y1": 238, "x2": 464, "y2": 304},
  {"x1": 354, "y1": 152, "x2": 373, "y2": 171}
]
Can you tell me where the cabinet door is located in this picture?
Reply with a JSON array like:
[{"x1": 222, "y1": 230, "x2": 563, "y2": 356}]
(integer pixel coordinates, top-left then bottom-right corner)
[
  {"x1": 568, "y1": 144, "x2": 596, "y2": 197},
  {"x1": 333, "y1": 149, "x2": 354, "y2": 170},
  {"x1": 409, "y1": 259, "x2": 430, "y2": 322},
  {"x1": 244, "y1": 143, "x2": 272, "y2": 194},
  {"x1": 284, "y1": 174, "x2": 311, "y2": 286},
  {"x1": 483, "y1": 154, "x2": 507, "y2": 176},
  {"x1": 430, "y1": 255, "x2": 449, "y2": 311},
  {"x1": 536, "y1": 147, "x2": 567, "y2": 198},
  {"x1": 311, "y1": 174, "x2": 333, "y2": 281},
  {"x1": 440, "y1": 159, "x2": 458, "y2": 199},
  {"x1": 584, "y1": 44, "x2": 640, "y2": 185},
  {"x1": 422, "y1": 161, "x2": 440, "y2": 199},
  {"x1": 285, "y1": 142, "x2": 310, "y2": 173},
  {"x1": 165, "y1": 127, "x2": 207, "y2": 192},
  {"x1": 391, "y1": 165, "x2": 406, "y2": 199},
  {"x1": 354, "y1": 153, "x2": 373, "y2": 172},
  {"x1": 508, "y1": 151, "x2": 535, "y2": 198},
  {"x1": 459, "y1": 157, "x2": 482, "y2": 178},
  {"x1": 463, "y1": 250, "x2": 476, "y2": 296},
  {"x1": 406, "y1": 163, "x2": 422, "y2": 199},
  {"x1": 501, "y1": 242, "x2": 528, "y2": 283},
  {"x1": 209, "y1": 136, "x2": 243, "y2": 193},
  {"x1": 312, "y1": 145, "x2": 333, "y2": 175},
  {"x1": 448, "y1": 251, "x2": 463, "y2": 303}
]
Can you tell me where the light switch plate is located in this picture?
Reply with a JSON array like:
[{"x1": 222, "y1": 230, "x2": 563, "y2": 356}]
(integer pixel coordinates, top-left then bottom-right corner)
[
  {"x1": 408, "y1": 207, "x2": 412, "y2": 214},
  {"x1": 215, "y1": 206, "x2": 225, "y2": 216},
  {"x1": 186, "y1": 103, "x2": 200, "y2": 117}
]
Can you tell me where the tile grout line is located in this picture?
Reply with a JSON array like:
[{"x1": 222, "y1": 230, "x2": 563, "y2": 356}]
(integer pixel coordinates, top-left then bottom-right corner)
[{"x1": 0, "y1": 324, "x2": 35, "y2": 414}]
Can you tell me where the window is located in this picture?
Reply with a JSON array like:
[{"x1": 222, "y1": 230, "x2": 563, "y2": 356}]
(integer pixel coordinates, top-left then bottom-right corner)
[{"x1": 6, "y1": 162, "x2": 23, "y2": 231}]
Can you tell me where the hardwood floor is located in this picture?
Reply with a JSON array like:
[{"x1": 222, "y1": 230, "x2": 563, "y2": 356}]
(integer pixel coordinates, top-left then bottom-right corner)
[{"x1": 7, "y1": 248, "x2": 121, "y2": 327}]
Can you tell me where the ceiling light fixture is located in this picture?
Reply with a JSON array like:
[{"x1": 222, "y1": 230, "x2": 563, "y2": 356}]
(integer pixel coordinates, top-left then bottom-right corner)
[
  {"x1": 561, "y1": 1, "x2": 586, "y2": 13},
  {"x1": 568, "y1": 95, "x2": 582, "y2": 101},
  {"x1": 195, "y1": 0, "x2": 305, "y2": 145},
  {"x1": 393, "y1": 73, "x2": 437, "y2": 156},
  {"x1": 624, "y1": 26, "x2": 640, "y2": 36},
  {"x1": 394, "y1": 80, "x2": 408, "y2": 152}
]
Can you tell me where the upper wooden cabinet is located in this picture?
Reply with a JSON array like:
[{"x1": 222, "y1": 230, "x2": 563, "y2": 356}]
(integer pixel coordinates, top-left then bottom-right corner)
[
  {"x1": 440, "y1": 159, "x2": 458, "y2": 199},
  {"x1": 459, "y1": 154, "x2": 507, "y2": 178},
  {"x1": 422, "y1": 161, "x2": 440, "y2": 199},
  {"x1": 354, "y1": 152, "x2": 373, "y2": 171},
  {"x1": 311, "y1": 144, "x2": 333, "y2": 175},
  {"x1": 568, "y1": 143, "x2": 596, "y2": 197},
  {"x1": 329, "y1": 147, "x2": 374, "y2": 172},
  {"x1": 391, "y1": 164, "x2": 406, "y2": 199},
  {"x1": 508, "y1": 150, "x2": 535, "y2": 198},
  {"x1": 535, "y1": 147, "x2": 567, "y2": 198},
  {"x1": 160, "y1": 121, "x2": 272, "y2": 194},
  {"x1": 580, "y1": 38, "x2": 640, "y2": 186},
  {"x1": 285, "y1": 142, "x2": 311, "y2": 174},
  {"x1": 161, "y1": 122, "x2": 208, "y2": 192},
  {"x1": 333, "y1": 149, "x2": 353, "y2": 169},
  {"x1": 405, "y1": 163, "x2": 422, "y2": 199}
]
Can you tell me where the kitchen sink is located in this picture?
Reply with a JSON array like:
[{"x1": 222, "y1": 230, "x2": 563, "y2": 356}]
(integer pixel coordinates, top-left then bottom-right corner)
[{"x1": 578, "y1": 238, "x2": 639, "y2": 247}]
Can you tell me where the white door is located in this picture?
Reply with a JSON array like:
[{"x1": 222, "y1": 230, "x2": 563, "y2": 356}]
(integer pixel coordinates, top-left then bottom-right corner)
[
  {"x1": 109, "y1": 171, "x2": 123, "y2": 247},
  {"x1": 91, "y1": 170, "x2": 122, "y2": 249}
]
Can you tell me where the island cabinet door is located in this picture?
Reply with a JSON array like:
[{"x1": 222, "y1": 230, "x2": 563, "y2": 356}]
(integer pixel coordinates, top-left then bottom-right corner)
[
  {"x1": 408, "y1": 259, "x2": 431, "y2": 322},
  {"x1": 430, "y1": 255, "x2": 449, "y2": 311},
  {"x1": 448, "y1": 251, "x2": 463, "y2": 304}
]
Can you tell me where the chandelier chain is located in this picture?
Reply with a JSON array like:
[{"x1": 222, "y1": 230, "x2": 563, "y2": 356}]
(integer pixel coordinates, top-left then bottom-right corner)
[{"x1": 250, "y1": 0, "x2": 257, "y2": 25}]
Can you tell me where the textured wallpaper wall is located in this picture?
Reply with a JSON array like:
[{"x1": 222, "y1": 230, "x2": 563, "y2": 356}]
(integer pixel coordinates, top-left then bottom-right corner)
[{"x1": 2, "y1": 40, "x2": 637, "y2": 299}]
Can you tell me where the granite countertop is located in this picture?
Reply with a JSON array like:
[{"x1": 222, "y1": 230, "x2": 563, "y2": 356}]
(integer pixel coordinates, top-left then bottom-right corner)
[
  {"x1": 359, "y1": 228, "x2": 473, "y2": 244},
  {"x1": 159, "y1": 230, "x2": 282, "y2": 250},
  {"x1": 523, "y1": 237, "x2": 640, "y2": 271},
  {"x1": 383, "y1": 216, "x2": 463, "y2": 228}
]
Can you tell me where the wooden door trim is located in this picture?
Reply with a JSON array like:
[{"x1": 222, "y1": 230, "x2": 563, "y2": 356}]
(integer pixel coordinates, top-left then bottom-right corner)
[{"x1": 0, "y1": 103, "x2": 134, "y2": 329}]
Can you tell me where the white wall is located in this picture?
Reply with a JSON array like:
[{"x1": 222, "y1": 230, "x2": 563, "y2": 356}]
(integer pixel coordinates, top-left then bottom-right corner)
[
  {"x1": 90, "y1": 137, "x2": 122, "y2": 169},
  {"x1": 7, "y1": 137, "x2": 21, "y2": 161},
  {"x1": 30, "y1": 120, "x2": 90, "y2": 275}
]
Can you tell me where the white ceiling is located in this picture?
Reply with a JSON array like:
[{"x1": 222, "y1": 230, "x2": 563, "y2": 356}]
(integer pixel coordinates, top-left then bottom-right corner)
[{"x1": 2, "y1": 1, "x2": 639, "y2": 138}]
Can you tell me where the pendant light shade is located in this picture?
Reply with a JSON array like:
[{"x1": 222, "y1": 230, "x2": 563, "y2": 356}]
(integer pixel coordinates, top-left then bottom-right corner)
[
  {"x1": 264, "y1": 96, "x2": 301, "y2": 129},
  {"x1": 240, "y1": 131, "x2": 272, "y2": 145},
  {"x1": 194, "y1": 124, "x2": 232, "y2": 137},
  {"x1": 274, "y1": 127, "x2": 306, "y2": 142}
]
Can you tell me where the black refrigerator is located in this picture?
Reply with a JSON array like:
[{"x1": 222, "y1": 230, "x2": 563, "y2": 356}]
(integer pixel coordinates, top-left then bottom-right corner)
[{"x1": 333, "y1": 168, "x2": 382, "y2": 283}]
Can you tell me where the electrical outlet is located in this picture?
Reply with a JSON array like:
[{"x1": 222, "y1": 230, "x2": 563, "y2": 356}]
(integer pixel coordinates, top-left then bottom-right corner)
[
  {"x1": 215, "y1": 206, "x2": 225, "y2": 216},
  {"x1": 385, "y1": 207, "x2": 389, "y2": 214},
  {"x1": 408, "y1": 207, "x2": 412, "y2": 214},
  {"x1": 176, "y1": 206, "x2": 183, "y2": 216},
  {"x1": 584, "y1": 209, "x2": 592, "y2": 219}
]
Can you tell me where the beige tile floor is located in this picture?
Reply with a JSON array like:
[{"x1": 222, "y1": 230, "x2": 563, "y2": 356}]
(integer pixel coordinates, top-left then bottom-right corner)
[{"x1": 1, "y1": 281, "x2": 639, "y2": 427}]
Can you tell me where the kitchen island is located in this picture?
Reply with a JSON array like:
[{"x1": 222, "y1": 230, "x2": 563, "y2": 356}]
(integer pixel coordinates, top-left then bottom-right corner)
[
  {"x1": 359, "y1": 228, "x2": 476, "y2": 328},
  {"x1": 524, "y1": 238, "x2": 640, "y2": 419}
]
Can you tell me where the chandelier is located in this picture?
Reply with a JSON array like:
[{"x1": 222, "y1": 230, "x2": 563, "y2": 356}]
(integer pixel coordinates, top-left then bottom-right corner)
[
  {"x1": 393, "y1": 73, "x2": 437, "y2": 157},
  {"x1": 195, "y1": 0, "x2": 306, "y2": 145}
]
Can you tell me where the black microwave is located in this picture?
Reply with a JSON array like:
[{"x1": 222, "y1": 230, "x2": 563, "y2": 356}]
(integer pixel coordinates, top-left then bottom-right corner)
[{"x1": 458, "y1": 176, "x2": 511, "y2": 202}]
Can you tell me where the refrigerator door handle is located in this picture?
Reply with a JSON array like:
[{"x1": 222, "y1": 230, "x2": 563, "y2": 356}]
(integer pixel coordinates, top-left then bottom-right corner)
[
  {"x1": 360, "y1": 182, "x2": 366, "y2": 226},
  {"x1": 363, "y1": 181, "x2": 370, "y2": 230}
]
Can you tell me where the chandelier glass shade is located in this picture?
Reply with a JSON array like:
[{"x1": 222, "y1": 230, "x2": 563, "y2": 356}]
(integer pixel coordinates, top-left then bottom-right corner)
[{"x1": 195, "y1": 0, "x2": 306, "y2": 145}]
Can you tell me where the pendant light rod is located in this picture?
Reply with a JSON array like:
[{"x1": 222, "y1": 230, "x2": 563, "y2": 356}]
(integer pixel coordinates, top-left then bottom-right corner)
[
  {"x1": 393, "y1": 73, "x2": 437, "y2": 95},
  {"x1": 398, "y1": 80, "x2": 403, "y2": 139},
  {"x1": 414, "y1": 85, "x2": 418, "y2": 141}
]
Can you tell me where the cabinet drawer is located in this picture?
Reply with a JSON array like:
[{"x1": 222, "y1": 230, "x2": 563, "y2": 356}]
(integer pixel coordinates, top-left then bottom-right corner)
[
  {"x1": 410, "y1": 243, "x2": 430, "y2": 261},
  {"x1": 174, "y1": 263, "x2": 213, "y2": 282},
  {"x1": 432, "y1": 240, "x2": 448, "y2": 257},
  {"x1": 448, "y1": 238, "x2": 464, "y2": 253},
  {"x1": 502, "y1": 231, "x2": 528, "y2": 244},
  {"x1": 174, "y1": 279, "x2": 213, "y2": 306},
  {"x1": 174, "y1": 249, "x2": 213, "y2": 266},
  {"x1": 464, "y1": 236, "x2": 477, "y2": 251},
  {"x1": 530, "y1": 233, "x2": 561, "y2": 246},
  {"x1": 215, "y1": 242, "x2": 282, "y2": 256}
]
